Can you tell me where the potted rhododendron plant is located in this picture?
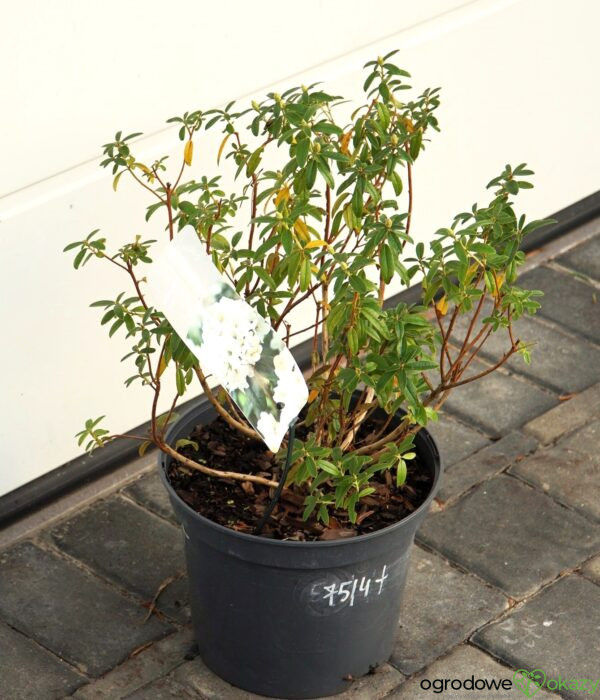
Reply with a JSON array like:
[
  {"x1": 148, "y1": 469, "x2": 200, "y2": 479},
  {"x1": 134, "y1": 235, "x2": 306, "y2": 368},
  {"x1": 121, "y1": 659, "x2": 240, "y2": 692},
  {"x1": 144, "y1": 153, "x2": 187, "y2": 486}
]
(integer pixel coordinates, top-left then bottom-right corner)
[{"x1": 65, "y1": 51, "x2": 550, "y2": 698}]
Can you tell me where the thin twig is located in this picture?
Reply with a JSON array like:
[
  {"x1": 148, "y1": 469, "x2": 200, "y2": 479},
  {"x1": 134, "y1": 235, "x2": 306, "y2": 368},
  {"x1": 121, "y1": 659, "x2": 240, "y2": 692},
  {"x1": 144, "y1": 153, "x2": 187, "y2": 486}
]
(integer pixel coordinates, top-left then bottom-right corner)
[
  {"x1": 158, "y1": 440, "x2": 278, "y2": 488},
  {"x1": 193, "y1": 366, "x2": 261, "y2": 440},
  {"x1": 143, "y1": 572, "x2": 185, "y2": 623}
]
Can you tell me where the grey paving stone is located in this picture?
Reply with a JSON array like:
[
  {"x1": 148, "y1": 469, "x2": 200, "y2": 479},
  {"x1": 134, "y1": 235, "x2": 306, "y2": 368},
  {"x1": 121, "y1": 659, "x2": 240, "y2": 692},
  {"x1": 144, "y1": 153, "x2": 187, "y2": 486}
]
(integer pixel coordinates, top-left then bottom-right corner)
[
  {"x1": 174, "y1": 657, "x2": 403, "y2": 699},
  {"x1": 48, "y1": 496, "x2": 189, "y2": 622},
  {"x1": 557, "y1": 234, "x2": 600, "y2": 281},
  {"x1": 524, "y1": 381, "x2": 600, "y2": 445},
  {"x1": 0, "y1": 541, "x2": 172, "y2": 677},
  {"x1": 512, "y1": 420, "x2": 600, "y2": 520},
  {"x1": 390, "y1": 546, "x2": 506, "y2": 674},
  {"x1": 442, "y1": 358, "x2": 557, "y2": 438},
  {"x1": 473, "y1": 575, "x2": 600, "y2": 700},
  {"x1": 74, "y1": 628, "x2": 194, "y2": 699},
  {"x1": 124, "y1": 469, "x2": 178, "y2": 525},
  {"x1": 0, "y1": 620, "x2": 85, "y2": 699},
  {"x1": 425, "y1": 414, "x2": 490, "y2": 467},
  {"x1": 389, "y1": 643, "x2": 556, "y2": 700},
  {"x1": 418, "y1": 474, "x2": 600, "y2": 598},
  {"x1": 451, "y1": 307, "x2": 600, "y2": 394},
  {"x1": 518, "y1": 265, "x2": 600, "y2": 343},
  {"x1": 581, "y1": 555, "x2": 600, "y2": 584},
  {"x1": 438, "y1": 431, "x2": 537, "y2": 503},
  {"x1": 125, "y1": 677, "x2": 200, "y2": 699},
  {"x1": 498, "y1": 317, "x2": 600, "y2": 395}
]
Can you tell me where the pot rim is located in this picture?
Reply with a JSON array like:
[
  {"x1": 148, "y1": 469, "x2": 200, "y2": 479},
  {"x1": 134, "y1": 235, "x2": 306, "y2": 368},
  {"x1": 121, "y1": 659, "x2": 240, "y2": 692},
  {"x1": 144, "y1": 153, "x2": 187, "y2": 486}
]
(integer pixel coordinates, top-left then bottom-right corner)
[{"x1": 158, "y1": 399, "x2": 442, "y2": 549}]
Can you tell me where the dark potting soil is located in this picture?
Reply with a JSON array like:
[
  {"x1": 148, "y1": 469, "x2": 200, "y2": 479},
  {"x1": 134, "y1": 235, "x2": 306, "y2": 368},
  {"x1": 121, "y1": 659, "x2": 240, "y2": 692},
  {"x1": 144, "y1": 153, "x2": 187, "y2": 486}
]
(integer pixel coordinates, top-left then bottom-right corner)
[{"x1": 167, "y1": 414, "x2": 434, "y2": 541}]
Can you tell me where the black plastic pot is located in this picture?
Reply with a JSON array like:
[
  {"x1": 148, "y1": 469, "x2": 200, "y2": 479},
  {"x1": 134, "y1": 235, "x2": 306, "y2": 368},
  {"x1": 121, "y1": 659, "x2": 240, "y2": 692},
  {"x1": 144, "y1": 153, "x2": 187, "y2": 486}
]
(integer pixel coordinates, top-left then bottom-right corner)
[{"x1": 159, "y1": 400, "x2": 442, "y2": 699}]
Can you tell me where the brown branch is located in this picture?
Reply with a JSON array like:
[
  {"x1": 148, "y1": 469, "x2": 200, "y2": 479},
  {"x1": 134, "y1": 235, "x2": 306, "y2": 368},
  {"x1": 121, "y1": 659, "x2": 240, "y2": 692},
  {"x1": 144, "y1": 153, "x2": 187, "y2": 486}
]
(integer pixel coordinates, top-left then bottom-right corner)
[
  {"x1": 165, "y1": 185, "x2": 175, "y2": 241},
  {"x1": 440, "y1": 345, "x2": 518, "y2": 390},
  {"x1": 150, "y1": 343, "x2": 166, "y2": 442},
  {"x1": 354, "y1": 414, "x2": 411, "y2": 456},
  {"x1": 222, "y1": 390, "x2": 244, "y2": 422},
  {"x1": 314, "y1": 353, "x2": 344, "y2": 443},
  {"x1": 246, "y1": 175, "x2": 259, "y2": 295},
  {"x1": 126, "y1": 166, "x2": 165, "y2": 203},
  {"x1": 358, "y1": 410, "x2": 394, "y2": 448},
  {"x1": 160, "y1": 393, "x2": 180, "y2": 440},
  {"x1": 507, "y1": 308, "x2": 516, "y2": 348},
  {"x1": 434, "y1": 306, "x2": 454, "y2": 379},
  {"x1": 340, "y1": 386, "x2": 375, "y2": 450},
  {"x1": 157, "y1": 440, "x2": 278, "y2": 488},
  {"x1": 405, "y1": 144, "x2": 413, "y2": 239},
  {"x1": 286, "y1": 316, "x2": 324, "y2": 341},
  {"x1": 421, "y1": 372, "x2": 434, "y2": 391},
  {"x1": 321, "y1": 186, "x2": 331, "y2": 357},
  {"x1": 273, "y1": 282, "x2": 321, "y2": 331},
  {"x1": 193, "y1": 366, "x2": 261, "y2": 441},
  {"x1": 107, "y1": 433, "x2": 148, "y2": 441},
  {"x1": 448, "y1": 288, "x2": 485, "y2": 378},
  {"x1": 143, "y1": 572, "x2": 184, "y2": 622}
]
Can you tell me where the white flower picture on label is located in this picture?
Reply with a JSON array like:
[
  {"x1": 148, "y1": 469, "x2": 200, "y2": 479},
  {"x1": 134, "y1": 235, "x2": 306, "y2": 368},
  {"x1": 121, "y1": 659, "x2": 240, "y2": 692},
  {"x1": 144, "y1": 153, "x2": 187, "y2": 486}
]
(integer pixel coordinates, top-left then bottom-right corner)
[{"x1": 146, "y1": 226, "x2": 308, "y2": 452}]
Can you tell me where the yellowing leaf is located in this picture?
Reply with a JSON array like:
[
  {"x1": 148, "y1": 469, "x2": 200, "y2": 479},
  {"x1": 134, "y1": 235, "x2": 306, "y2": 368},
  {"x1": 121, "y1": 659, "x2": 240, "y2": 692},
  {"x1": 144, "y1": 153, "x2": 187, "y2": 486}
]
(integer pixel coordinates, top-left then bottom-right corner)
[
  {"x1": 492, "y1": 272, "x2": 506, "y2": 299},
  {"x1": 404, "y1": 117, "x2": 415, "y2": 133},
  {"x1": 340, "y1": 130, "x2": 352, "y2": 155},
  {"x1": 294, "y1": 219, "x2": 310, "y2": 242},
  {"x1": 435, "y1": 295, "x2": 449, "y2": 315},
  {"x1": 157, "y1": 354, "x2": 169, "y2": 379},
  {"x1": 184, "y1": 140, "x2": 194, "y2": 166},
  {"x1": 305, "y1": 239, "x2": 328, "y2": 249},
  {"x1": 266, "y1": 252, "x2": 279, "y2": 272},
  {"x1": 112, "y1": 171, "x2": 123, "y2": 192},
  {"x1": 217, "y1": 133, "x2": 230, "y2": 165},
  {"x1": 464, "y1": 262, "x2": 479, "y2": 284},
  {"x1": 308, "y1": 388, "x2": 319, "y2": 403},
  {"x1": 275, "y1": 185, "x2": 290, "y2": 206}
]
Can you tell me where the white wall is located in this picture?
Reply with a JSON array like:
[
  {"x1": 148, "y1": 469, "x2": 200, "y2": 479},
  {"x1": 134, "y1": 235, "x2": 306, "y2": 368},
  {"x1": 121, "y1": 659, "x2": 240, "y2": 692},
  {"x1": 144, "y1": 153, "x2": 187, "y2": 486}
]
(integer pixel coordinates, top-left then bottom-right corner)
[{"x1": 1, "y1": 0, "x2": 598, "y2": 496}]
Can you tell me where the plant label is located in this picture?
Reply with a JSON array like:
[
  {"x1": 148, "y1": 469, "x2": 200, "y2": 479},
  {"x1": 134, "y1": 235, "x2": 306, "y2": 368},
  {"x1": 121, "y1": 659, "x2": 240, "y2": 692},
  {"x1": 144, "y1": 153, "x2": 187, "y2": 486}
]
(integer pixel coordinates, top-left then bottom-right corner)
[{"x1": 146, "y1": 226, "x2": 308, "y2": 452}]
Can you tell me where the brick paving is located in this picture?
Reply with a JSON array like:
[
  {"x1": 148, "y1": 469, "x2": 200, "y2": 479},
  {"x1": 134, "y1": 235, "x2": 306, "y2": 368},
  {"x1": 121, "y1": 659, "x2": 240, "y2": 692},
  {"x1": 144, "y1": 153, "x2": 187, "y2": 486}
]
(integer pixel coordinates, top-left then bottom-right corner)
[{"x1": 1, "y1": 224, "x2": 599, "y2": 699}]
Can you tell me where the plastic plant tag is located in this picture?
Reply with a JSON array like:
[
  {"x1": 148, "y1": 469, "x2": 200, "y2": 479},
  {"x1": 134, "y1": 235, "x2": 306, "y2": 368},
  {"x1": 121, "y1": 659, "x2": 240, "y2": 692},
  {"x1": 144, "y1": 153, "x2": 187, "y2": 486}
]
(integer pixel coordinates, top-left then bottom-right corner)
[{"x1": 146, "y1": 226, "x2": 308, "y2": 453}]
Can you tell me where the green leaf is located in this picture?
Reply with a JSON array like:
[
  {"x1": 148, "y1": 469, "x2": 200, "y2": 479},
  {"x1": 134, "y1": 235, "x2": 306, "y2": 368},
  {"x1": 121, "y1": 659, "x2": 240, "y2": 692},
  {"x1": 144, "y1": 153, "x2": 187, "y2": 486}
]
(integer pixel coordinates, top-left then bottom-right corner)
[
  {"x1": 315, "y1": 157, "x2": 335, "y2": 189},
  {"x1": 347, "y1": 327, "x2": 359, "y2": 355},
  {"x1": 73, "y1": 249, "x2": 86, "y2": 269},
  {"x1": 313, "y1": 121, "x2": 343, "y2": 136},
  {"x1": 175, "y1": 366, "x2": 186, "y2": 396},
  {"x1": 406, "y1": 360, "x2": 438, "y2": 371},
  {"x1": 295, "y1": 138, "x2": 310, "y2": 167},
  {"x1": 396, "y1": 460, "x2": 407, "y2": 486},
  {"x1": 352, "y1": 179, "x2": 364, "y2": 217},
  {"x1": 299, "y1": 257, "x2": 312, "y2": 291},
  {"x1": 63, "y1": 241, "x2": 82, "y2": 252},
  {"x1": 390, "y1": 171, "x2": 403, "y2": 196},
  {"x1": 109, "y1": 318, "x2": 124, "y2": 337},
  {"x1": 409, "y1": 129, "x2": 422, "y2": 160},
  {"x1": 246, "y1": 147, "x2": 264, "y2": 177},
  {"x1": 380, "y1": 245, "x2": 394, "y2": 284},
  {"x1": 522, "y1": 218, "x2": 556, "y2": 236},
  {"x1": 317, "y1": 459, "x2": 339, "y2": 476}
]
